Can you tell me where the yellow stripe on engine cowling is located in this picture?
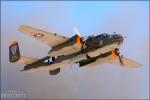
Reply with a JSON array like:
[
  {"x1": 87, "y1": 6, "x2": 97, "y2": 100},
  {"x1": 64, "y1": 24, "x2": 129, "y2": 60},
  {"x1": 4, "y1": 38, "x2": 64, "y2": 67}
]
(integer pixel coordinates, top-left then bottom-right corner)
[
  {"x1": 77, "y1": 36, "x2": 83, "y2": 47},
  {"x1": 112, "y1": 50, "x2": 118, "y2": 58}
]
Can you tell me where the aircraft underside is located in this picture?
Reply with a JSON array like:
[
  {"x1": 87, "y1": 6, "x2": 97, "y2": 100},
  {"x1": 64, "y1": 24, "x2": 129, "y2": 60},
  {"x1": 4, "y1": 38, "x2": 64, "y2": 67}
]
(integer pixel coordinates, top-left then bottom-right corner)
[{"x1": 9, "y1": 25, "x2": 143, "y2": 76}]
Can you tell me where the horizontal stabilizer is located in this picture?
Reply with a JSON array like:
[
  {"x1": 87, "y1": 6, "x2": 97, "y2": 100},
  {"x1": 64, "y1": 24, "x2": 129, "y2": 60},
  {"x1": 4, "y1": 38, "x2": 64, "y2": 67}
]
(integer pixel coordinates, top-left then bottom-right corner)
[
  {"x1": 18, "y1": 56, "x2": 38, "y2": 64},
  {"x1": 9, "y1": 41, "x2": 38, "y2": 64}
]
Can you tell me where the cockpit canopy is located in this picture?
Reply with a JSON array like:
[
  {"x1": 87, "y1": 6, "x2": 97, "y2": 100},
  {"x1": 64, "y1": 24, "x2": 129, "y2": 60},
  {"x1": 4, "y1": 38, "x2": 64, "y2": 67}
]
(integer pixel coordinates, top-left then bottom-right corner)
[{"x1": 85, "y1": 33, "x2": 123, "y2": 47}]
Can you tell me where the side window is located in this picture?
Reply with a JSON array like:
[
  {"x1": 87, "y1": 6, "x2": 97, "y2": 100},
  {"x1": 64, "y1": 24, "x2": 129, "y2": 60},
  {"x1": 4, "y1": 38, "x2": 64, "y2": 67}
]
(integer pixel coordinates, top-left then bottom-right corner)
[
  {"x1": 99, "y1": 40, "x2": 103, "y2": 45},
  {"x1": 109, "y1": 35, "x2": 112, "y2": 38}
]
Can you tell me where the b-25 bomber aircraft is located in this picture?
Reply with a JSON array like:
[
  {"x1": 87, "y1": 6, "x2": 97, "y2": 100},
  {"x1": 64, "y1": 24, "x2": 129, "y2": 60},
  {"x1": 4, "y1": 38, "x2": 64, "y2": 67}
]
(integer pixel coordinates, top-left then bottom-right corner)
[{"x1": 9, "y1": 25, "x2": 143, "y2": 75}]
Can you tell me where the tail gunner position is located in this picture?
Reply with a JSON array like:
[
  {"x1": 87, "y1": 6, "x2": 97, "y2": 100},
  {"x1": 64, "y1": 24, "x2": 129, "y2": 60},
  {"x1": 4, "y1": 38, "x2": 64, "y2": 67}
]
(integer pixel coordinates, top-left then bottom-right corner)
[{"x1": 9, "y1": 25, "x2": 143, "y2": 75}]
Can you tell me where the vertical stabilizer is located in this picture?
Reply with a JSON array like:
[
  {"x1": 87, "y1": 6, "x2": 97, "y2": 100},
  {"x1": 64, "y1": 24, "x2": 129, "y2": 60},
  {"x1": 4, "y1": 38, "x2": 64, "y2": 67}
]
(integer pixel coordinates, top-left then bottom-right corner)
[{"x1": 9, "y1": 41, "x2": 20, "y2": 62}]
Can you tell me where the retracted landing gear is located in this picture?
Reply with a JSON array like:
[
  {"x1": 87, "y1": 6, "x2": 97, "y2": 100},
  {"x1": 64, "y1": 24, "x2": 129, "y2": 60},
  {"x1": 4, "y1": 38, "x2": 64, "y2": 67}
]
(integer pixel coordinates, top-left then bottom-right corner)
[{"x1": 49, "y1": 68, "x2": 60, "y2": 75}]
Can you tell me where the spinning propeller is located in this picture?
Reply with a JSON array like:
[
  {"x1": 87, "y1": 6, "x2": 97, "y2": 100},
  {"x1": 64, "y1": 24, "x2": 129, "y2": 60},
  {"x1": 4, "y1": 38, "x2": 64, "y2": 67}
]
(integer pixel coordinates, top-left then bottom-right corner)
[
  {"x1": 112, "y1": 48, "x2": 124, "y2": 66},
  {"x1": 74, "y1": 27, "x2": 86, "y2": 49},
  {"x1": 74, "y1": 27, "x2": 84, "y2": 38}
]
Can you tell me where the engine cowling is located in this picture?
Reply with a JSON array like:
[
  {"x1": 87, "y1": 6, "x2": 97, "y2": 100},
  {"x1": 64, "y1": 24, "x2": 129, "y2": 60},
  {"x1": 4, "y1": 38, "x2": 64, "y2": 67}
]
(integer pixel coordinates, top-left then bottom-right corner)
[{"x1": 112, "y1": 48, "x2": 120, "y2": 58}]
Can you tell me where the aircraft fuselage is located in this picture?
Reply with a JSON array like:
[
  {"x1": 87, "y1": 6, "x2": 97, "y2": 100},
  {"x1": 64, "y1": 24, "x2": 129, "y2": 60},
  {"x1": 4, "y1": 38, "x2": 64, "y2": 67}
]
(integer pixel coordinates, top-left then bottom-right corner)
[{"x1": 22, "y1": 33, "x2": 123, "y2": 72}]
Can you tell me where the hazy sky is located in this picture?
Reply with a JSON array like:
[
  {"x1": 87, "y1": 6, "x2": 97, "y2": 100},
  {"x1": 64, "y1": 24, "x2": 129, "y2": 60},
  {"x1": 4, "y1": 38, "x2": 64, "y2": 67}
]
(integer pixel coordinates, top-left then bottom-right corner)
[{"x1": 1, "y1": 1, "x2": 149, "y2": 99}]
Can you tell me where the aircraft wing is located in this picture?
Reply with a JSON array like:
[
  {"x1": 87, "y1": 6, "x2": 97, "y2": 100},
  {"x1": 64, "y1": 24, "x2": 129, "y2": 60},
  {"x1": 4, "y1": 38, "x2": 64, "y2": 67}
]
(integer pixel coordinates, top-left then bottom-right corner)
[
  {"x1": 109, "y1": 56, "x2": 143, "y2": 68},
  {"x1": 19, "y1": 25, "x2": 69, "y2": 47},
  {"x1": 79, "y1": 53, "x2": 143, "y2": 68}
]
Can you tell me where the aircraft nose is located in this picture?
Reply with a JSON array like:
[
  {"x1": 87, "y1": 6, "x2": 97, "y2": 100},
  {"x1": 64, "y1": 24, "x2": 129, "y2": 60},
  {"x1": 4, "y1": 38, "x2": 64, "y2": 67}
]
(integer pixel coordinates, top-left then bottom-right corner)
[{"x1": 118, "y1": 35, "x2": 124, "y2": 44}]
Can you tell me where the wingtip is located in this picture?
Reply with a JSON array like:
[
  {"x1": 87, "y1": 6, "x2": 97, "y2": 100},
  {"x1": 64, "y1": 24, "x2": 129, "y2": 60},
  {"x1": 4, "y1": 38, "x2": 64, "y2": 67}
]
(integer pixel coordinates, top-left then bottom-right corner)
[
  {"x1": 125, "y1": 63, "x2": 144, "y2": 68},
  {"x1": 137, "y1": 63, "x2": 144, "y2": 67},
  {"x1": 19, "y1": 25, "x2": 30, "y2": 32}
]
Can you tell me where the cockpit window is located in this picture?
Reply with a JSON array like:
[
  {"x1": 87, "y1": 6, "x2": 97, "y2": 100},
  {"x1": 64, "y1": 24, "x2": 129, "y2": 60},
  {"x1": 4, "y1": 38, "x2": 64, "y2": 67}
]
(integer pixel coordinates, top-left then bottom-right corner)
[
  {"x1": 109, "y1": 35, "x2": 112, "y2": 38},
  {"x1": 95, "y1": 33, "x2": 110, "y2": 40},
  {"x1": 112, "y1": 34, "x2": 119, "y2": 38},
  {"x1": 102, "y1": 33, "x2": 109, "y2": 36}
]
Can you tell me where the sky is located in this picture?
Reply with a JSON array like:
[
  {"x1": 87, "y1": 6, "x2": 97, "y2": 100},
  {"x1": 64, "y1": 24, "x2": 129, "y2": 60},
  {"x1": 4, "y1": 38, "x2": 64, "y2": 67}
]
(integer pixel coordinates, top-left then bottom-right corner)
[{"x1": 1, "y1": 1, "x2": 149, "y2": 99}]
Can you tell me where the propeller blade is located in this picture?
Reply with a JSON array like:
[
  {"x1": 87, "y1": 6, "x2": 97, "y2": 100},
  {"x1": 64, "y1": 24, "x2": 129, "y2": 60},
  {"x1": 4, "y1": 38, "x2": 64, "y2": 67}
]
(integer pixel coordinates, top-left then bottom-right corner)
[
  {"x1": 74, "y1": 27, "x2": 84, "y2": 38},
  {"x1": 118, "y1": 55, "x2": 124, "y2": 66}
]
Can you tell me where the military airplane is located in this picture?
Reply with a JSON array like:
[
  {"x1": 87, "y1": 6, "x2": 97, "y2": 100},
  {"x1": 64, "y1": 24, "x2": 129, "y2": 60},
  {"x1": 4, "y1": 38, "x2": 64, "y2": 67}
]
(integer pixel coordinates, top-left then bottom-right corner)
[{"x1": 9, "y1": 25, "x2": 143, "y2": 75}]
